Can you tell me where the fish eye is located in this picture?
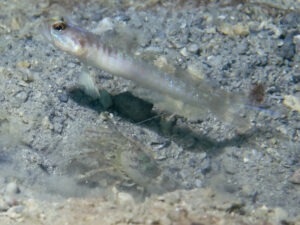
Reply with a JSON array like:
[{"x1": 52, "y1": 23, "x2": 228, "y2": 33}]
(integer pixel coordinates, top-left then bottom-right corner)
[{"x1": 52, "y1": 22, "x2": 67, "y2": 31}]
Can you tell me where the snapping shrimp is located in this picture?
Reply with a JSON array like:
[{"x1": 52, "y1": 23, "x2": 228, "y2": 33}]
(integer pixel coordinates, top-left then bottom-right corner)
[{"x1": 43, "y1": 17, "x2": 254, "y2": 129}]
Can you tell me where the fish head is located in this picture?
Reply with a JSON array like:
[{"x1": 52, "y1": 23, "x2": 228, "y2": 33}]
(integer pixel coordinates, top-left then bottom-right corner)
[{"x1": 43, "y1": 17, "x2": 88, "y2": 57}]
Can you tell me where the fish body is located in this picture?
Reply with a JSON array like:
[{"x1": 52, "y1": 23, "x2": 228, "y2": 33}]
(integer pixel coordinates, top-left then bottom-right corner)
[{"x1": 44, "y1": 17, "x2": 252, "y2": 129}]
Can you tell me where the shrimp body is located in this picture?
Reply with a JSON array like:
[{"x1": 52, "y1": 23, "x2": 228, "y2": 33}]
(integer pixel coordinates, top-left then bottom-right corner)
[{"x1": 44, "y1": 17, "x2": 251, "y2": 129}]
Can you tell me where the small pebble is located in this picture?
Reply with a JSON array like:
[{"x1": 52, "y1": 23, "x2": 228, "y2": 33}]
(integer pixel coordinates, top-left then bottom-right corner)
[
  {"x1": 187, "y1": 43, "x2": 199, "y2": 54},
  {"x1": 16, "y1": 61, "x2": 31, "y2": 68},
  {"x1": 14, "y1": 91, "x2": 29, "y2": 104},
  {"x1": 278, "y1": 32, "x2": 296, "y2": 60},
  {"x1": 283, "y1": 95, "x2": 300, "y2": 112},
  {"x1": 42, "y1": 116, "x2": 53, "y2": 130},
  {"x1": 10, "y1": 18, "x2": 20, "y2": 30},
  {"x1": 223, "y1": 157, "x2": 237, "y2": 174},
  {"x1": 58, "y1": 92, "x2": 69, "y2": 103},
  {"x1": 116, "y1": 191, "x2": 135, "y2": 206},
  {"x1": 6, "y1": 182, "x2": 20, "y2": 195},
  {"x1": 198, "y1": 152, "x2": 207, "y2": 160},
  {"x1": 293, "y1": 34, "x2": 300, "y2": 55},
  {"x1": 21, "y1": 72, "x2": 34, "y2": 83},
  {"x1": 233, "y1": 23, "x2": 249, "y2": 36},
  {"x1": 290, "y1": 168, "x2": 300, "y2": 184},
  {"x1": 201, "y1": 158, "x2": 211, "y2": 174},
  {"x1": 240, "y1": 185, "x2": 253, "y2": 197},
  {"x1": 218, "y1": 23, "x2": 249, "y2": 36},
  {"x1": 0, "y1": 197, "x2": 9, "y2": 212},
  {"x1": 187, "y1": 64, "x2": 205, "y2": 80},
  {"x1": 179, "y1": 47, "x2": 188, "y2": 57},
  {"x1": 194, "y1": 179, "x2": 202, "y2": 188}
]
